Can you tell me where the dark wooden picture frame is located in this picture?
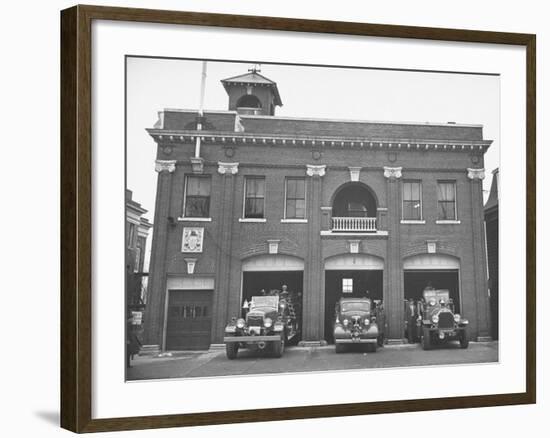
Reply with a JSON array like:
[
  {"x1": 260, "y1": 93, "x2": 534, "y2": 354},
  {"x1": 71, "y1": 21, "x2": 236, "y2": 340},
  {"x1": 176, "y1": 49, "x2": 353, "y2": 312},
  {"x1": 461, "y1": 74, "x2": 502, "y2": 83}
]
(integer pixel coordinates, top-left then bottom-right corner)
[{"x1": 60, "y1": 4, "x2": 536, "y2": 433}]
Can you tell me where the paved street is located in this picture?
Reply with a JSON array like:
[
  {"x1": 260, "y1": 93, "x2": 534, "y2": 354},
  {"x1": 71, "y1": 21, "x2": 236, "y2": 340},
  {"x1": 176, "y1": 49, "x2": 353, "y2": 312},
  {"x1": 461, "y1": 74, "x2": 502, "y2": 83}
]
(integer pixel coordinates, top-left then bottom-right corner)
[{"x1": 127, "y1": 341, "x2": 498, "y2": 381}]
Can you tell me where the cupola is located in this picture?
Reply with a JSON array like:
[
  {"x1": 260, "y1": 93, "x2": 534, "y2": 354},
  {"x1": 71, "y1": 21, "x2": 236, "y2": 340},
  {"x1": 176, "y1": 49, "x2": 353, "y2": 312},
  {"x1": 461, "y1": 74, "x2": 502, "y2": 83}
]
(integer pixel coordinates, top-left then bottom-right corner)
[{"x1": 221, "y1": 66, "x2": 282, "y2": 116}]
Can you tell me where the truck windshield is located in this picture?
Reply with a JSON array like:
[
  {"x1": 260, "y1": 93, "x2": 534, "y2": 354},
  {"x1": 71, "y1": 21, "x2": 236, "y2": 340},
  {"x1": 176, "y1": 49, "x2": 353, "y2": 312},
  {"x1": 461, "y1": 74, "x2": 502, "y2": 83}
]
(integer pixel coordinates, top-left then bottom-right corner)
[
  {"x1": 341, "y1": 301, "x2": 370, "y2": 312},
  {"x1": 250, "y1": 296, "x2": 279, "y2": 310},
  {"x1": 423, "y1": 289, "x2": 450, "y2": 303}
]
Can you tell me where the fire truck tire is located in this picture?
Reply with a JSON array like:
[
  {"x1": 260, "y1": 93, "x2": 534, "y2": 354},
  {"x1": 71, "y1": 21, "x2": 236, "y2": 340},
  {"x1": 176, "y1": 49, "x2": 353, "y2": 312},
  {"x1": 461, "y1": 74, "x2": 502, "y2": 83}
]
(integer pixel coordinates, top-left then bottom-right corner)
[
  {"x1": 226, "y1": 342, "x2": 239, "y2": 360},
  {"x1": 421, "y1": 328, "x2": 432, "y2": 350},
  {"x1": 272, "y1": 335, "x2": 285, "y2": 358},
  {"x1": 460, "y1": 332, "x2": 469, "y2": 349}
]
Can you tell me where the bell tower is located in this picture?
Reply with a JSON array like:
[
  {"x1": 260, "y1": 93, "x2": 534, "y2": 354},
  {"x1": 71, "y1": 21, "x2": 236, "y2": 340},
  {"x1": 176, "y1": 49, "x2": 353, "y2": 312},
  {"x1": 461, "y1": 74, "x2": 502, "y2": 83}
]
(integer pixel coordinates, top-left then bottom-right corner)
[{"x1": 221, "y1": 66, "x2": 283, "y2": 116}]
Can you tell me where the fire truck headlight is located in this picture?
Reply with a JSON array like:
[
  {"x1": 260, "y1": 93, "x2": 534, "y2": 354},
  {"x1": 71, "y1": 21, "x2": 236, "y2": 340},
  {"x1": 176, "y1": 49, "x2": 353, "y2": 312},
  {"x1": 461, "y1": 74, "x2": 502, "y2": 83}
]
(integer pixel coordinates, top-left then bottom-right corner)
[
  {"x1": 343, "y1": 319, "x2": 349, "y2": 326},
  {"x1": 431, "y1": 315, "x2": 439, "y2": 324},
  {"x1": 236, "y1": 318, "x2": 245, "y2": 329},
  {"x1": 264, "y1": 318, "x2": 273, "y2": 328},
  {"x1": 454, "y1": 314, "x2": 461, "y2": 322}
]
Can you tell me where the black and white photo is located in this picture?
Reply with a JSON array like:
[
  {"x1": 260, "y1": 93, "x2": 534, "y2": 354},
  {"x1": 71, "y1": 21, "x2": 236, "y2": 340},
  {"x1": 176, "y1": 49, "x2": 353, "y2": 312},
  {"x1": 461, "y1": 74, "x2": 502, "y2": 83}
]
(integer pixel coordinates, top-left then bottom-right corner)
[{"x1": 125, "y1": 58, "x2": 500, "y2": 380}]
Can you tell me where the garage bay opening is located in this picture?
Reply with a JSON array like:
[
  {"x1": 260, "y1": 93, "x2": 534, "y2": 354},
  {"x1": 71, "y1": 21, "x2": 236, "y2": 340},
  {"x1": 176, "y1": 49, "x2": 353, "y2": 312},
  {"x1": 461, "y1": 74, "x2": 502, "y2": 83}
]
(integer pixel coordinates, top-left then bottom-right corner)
[
  {"x1": 403, "y1": 270, "x2": 460, "y2": 310},
  {"x1": 242, "y1": 270, "x2": 303, "y2": 344},
  {"x1": 324, "y1": 271, "x2": 383, "y2": 343}
]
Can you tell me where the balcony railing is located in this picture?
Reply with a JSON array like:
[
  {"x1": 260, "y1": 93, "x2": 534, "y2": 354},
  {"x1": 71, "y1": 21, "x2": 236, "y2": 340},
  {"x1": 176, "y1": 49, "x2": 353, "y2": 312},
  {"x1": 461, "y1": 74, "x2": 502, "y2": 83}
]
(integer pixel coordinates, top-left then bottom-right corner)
[{"x1": 331, "y1": 217, "x2": 377, "y2": 232}]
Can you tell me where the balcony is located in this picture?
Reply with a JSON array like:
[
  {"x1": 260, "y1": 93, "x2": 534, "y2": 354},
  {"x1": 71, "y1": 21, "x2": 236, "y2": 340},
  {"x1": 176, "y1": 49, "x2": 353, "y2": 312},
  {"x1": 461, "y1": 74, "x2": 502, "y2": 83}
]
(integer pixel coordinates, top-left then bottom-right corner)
[{"x1": 331, "y1": 216, "x2": 377, "y2": 233}]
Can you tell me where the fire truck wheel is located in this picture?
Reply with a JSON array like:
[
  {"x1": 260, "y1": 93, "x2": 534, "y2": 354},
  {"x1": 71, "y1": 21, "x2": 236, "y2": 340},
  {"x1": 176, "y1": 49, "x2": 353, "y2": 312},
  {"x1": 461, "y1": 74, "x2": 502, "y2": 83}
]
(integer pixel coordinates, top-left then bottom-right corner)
[
  {"x1": 421, "y1": 328, "x2": 432, "y2": 350},
  {"x1": 272, "y1": 335, "x2": 285, "y2": 358},
  {"x1": 226, "y1": 342, "x2": 239, "y2": 360},
  {"x1": 460, "y1": 333, "x2": 469, "y2": 349}
]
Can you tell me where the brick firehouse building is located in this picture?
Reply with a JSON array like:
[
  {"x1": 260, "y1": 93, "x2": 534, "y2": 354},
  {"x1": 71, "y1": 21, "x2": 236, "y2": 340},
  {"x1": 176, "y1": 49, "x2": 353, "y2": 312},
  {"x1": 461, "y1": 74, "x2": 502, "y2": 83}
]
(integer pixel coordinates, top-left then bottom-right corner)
[{"x1": 142, "y1": 69, "x2": 492, "y2": 352}]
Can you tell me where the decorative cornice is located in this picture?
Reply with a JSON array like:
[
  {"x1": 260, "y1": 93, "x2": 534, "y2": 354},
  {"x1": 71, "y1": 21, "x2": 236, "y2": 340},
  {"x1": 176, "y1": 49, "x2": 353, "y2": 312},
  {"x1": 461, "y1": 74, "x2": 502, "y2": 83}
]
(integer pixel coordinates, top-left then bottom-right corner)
[
  {"x1": 155, "y1": 160, "x2": 176, "y2": 173},
  {"x1": 306, "y1": 164, "x2": 326, "y2": 177},
  {"x1": 349, "y1": 166, "x2": 361, "y2": 182},
  {"x1": 146, "y1": 129, "x2": 492, "y2": 153},
  {"x1": 467, "y1": 167, "x2": 485, "y2": 180},
  {"x1": 383, "y1": 166, "x2": 402, "y2": 179},
  {"x1": 217, "y1": 162, "x2": 239, "y2": 175}
]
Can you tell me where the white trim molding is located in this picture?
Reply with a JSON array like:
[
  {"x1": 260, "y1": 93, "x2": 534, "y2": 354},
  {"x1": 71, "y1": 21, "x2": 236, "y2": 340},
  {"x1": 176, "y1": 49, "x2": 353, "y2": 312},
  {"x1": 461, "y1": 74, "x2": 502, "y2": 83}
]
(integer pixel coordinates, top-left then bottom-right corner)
[
  {"x1": 321, "y1": 230, "x2": 389, "y2": 237},
  {"x1": 217, "y1": 161, "x2": 239, "y2": 175},
  {"x1": 281, "y1": 218, "x2": 308, "y2": 223},
  {"x1": 383, "y1": 166, "x2": 402, "y2": 179},
  {"x1": 348, "y1": 166, "x2": 361, "y2": 182},
  {"x1": 177, "y1": 217, "x2": 212, "y2": 222},
  {"x1": 239, "y1": 218, "x2": 267, "y2": 223},
  {"x1": 155, "y1": 160, "x2": 176, "y2": 173},
  {"x1": 467, "y1": 167, "x2": 485, "y2": 180},
  {"x1": 400, "y1": 220, "x2": 426, "y2": 225},
  {"x1": 436, "y1": 220, "x2": 462, "y2": 224},
  {"x1": 306, "y1": 164, "x2": 326, "y2": 177}
]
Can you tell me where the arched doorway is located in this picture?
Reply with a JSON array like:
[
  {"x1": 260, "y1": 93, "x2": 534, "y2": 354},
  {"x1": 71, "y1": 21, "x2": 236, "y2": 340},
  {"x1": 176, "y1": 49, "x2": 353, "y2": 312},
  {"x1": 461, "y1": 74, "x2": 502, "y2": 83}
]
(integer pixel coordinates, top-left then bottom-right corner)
[
  {"x1": 331, "y1": 183, "x2": 378, "y2": 232},
  {"x1": 403, "y1": 253, "x2": 461, "y2": 311},
  {"x1": 324, "y1": 254, "x2": 384, "y2": 342},
  {"x1": 241, "y1": 254, "x2": 304, "y2": 342}
]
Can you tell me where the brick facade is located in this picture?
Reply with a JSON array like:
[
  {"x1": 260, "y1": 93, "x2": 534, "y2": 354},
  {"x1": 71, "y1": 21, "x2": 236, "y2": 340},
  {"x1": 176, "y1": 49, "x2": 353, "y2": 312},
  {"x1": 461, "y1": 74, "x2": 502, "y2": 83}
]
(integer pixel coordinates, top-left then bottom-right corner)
[{"x1": 142, "y1": 71, "x2": 492, "y2": 351}]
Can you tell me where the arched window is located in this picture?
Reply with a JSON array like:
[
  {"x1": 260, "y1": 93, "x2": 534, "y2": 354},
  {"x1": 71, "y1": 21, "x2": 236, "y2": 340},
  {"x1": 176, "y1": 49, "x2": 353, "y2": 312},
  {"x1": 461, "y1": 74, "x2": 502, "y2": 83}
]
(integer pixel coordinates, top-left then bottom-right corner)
[
  {"x1": 236, "y1": 94, "x2": 262, "y2": 109},
  {"x1": 332, "y1": 183, "x2": 377, "y2": 218}
]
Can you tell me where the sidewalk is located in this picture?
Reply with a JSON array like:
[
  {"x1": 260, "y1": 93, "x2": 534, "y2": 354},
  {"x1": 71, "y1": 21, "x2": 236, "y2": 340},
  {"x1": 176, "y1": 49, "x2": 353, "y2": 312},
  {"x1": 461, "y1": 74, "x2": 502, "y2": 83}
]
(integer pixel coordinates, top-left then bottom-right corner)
[{"x1": 127, "y1": 341, "x2": 498, "y2": 381}]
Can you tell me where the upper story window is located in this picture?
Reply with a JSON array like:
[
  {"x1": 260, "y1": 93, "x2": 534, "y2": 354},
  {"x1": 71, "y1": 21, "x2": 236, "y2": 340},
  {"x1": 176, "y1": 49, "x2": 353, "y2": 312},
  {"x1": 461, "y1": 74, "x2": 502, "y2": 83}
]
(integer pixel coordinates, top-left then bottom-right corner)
[
  {"x1": 133, "y1": 245, "x2": 141, "y2": 273},
  {"x1": 244, "y1": 177, "x2": 265, "y2": 218},
  {"x1": 184, "y1": 175, "x2": 211, "y2": 218},
  {"x1": 437, "y1": 181, "x2": 457, "y2": 220},
  {"x1": 402, "y1": 181, "x2": 422, "y2": 220},
  {"x1": 127, "y1": 223, "x2": 136, "y2": 248},
  {"x1": 285, "y1": 178, "x2": 306, "y2": 219}
]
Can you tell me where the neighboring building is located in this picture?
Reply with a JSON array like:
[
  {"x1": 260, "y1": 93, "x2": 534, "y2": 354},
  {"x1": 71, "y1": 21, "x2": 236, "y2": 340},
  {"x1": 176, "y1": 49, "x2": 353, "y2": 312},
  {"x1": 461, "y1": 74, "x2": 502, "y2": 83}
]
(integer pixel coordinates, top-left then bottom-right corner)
[
  {"x1": 484, "y1": 169, "x2": 499, "y2": 340},
  {"x1": 143, "y1": 69, "x2": 493, "y2": 352},
  {"x1": 126, "y1": 189, "x2": 153, "y2": 320}
]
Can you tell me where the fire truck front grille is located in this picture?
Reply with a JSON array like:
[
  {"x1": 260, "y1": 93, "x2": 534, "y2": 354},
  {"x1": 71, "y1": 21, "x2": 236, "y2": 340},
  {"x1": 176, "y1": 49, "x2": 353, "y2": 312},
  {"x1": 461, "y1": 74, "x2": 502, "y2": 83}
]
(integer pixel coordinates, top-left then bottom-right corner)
[
  {"x1": 247, "y1": 315, "x2": 264, "y2": 327},
  {"x1": 438, "y1": 312, "x2": 454, "y2": 329}
]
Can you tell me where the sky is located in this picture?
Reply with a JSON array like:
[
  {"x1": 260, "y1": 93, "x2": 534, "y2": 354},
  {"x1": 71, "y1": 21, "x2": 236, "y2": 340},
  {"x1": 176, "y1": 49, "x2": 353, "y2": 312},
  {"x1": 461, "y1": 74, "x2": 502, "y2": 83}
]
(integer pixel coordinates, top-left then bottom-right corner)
[{"x1": 126, "y1": 57, "x2": 500, "y2": 267}]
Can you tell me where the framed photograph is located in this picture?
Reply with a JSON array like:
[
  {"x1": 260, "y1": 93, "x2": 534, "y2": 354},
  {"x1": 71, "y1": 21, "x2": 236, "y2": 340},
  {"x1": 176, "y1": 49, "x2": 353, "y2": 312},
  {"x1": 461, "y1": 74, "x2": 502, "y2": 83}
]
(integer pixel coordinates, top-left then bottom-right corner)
[{"x1": 60, "y1": 4, "x2": 536, "y2": 433}]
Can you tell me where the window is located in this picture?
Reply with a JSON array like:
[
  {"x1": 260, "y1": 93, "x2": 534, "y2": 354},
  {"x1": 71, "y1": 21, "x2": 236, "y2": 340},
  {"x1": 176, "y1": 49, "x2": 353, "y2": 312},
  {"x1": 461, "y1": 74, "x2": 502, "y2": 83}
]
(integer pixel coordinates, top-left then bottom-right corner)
[
  {"x1": 285, "y1": 178, "x2": 306, "y2": 219},
  {"x1": 133, "y1": 246, "x2": 141, "y2": 273},
  {"x1": 127, "y1": 223, "x2": 136, "y2": 248},
  {"x1": 342, "y1": 278, "x2": 353, "y2": 294},
  {"x1": 437, "y1": 181, "x2": 457, "y2": 220},
  {"x1": 402, "y1": 181, "x2": 422, "y2": 220},
  {"x1": 184, "y1": 176, "x2": 211, "y2": 218},
  {"x1": 244, "y1": 177, "x2": 265, "y2": 218}
]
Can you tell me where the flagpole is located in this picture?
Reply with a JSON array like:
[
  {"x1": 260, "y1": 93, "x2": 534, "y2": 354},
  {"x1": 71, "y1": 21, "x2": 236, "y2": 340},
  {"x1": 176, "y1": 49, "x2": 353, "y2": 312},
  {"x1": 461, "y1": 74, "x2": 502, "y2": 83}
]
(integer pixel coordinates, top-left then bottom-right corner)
[{"x1": 195, "y1": 61, "x2": 207, "y2": 159}]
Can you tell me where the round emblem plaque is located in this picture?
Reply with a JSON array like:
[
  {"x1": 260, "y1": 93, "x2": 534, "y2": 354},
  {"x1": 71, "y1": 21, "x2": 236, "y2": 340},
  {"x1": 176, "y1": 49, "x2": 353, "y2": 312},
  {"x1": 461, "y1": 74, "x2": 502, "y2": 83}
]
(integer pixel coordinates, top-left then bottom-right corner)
[{"x1": 225, "y1": 147, "x2": 235, "y2": 158}]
